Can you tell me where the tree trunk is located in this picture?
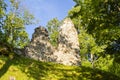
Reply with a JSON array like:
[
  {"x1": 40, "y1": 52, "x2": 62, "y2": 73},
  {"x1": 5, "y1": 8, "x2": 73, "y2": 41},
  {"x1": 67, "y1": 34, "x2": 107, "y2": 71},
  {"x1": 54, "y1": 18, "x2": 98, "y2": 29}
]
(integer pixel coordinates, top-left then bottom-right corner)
[{"x1": 91, "y1": 53, "x2": 94, "y2": 68}]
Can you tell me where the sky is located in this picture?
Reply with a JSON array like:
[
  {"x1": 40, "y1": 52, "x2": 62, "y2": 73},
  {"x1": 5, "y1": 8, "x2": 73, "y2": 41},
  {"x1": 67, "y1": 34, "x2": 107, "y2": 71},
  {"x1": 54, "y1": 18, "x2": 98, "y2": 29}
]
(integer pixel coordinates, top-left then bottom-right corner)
[{"x1": 22, "y1": 0, "x2": 75, "y2": 39}]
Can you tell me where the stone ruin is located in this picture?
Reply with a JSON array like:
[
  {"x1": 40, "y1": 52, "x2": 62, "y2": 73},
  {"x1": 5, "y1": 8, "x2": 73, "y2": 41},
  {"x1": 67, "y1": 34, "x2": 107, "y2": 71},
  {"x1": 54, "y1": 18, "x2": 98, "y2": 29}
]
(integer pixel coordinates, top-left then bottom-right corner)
[{"x1": 25, "y1": 18, "x2": 80, "y2": 66}]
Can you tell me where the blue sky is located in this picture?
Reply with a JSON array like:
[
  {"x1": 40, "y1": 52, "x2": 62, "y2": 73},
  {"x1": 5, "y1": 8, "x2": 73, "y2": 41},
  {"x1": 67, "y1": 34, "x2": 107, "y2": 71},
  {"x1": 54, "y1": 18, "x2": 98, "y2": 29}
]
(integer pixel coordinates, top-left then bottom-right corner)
[{"x1": 22, "y1": 0, "x2": 75, "y2": 39}]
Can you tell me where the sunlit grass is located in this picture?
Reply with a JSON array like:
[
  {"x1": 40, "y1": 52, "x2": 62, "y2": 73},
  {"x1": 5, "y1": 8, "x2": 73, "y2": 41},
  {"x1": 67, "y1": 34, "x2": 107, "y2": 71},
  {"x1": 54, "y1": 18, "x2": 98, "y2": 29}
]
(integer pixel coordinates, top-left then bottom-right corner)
[{"x1": 0, "y1": 55, "x2": 119, "y2": 80}]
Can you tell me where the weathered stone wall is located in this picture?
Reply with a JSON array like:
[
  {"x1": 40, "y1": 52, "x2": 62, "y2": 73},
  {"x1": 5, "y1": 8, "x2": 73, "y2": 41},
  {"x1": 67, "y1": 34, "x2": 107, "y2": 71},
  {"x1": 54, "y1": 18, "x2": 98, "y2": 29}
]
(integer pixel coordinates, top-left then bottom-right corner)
[
  {"x1": 25, "y1": 27, "x2": 56, "y2": 62},
  {"x1": 25, "y1": 18, "x2": 80, "y2": 66},
  {"x1": 53, "y1": 18, "x2": 80, "y2": 65}
]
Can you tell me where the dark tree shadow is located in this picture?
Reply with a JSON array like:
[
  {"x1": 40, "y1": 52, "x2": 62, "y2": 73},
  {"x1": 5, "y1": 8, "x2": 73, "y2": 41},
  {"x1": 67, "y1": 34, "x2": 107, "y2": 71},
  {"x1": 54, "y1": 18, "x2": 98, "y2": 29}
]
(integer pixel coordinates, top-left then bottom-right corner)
[
  {"x1": 59, "y1": 66, "x2": 120, "y2": 80},
  {"x1": 10, "y1": 56, "x2": 51, "y2": 80},
  {"x1": 0, "y1": 57, "x2": 14, "y2": 78},
  {"x1": 0, "y1": 55, "x2": 120, "y2": 80},
  {"x1": 9, "y1": 56, "x2": 119, "y2": 80}
]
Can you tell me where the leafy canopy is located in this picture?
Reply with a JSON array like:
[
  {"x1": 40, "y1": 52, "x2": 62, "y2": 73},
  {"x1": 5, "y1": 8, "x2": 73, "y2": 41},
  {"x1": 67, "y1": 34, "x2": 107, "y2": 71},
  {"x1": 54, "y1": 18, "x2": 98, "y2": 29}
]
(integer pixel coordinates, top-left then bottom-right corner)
[
  {"x1": 46, "y1": 18, "x2": 60, "y2": 47},
  {"x1": 0, "y1": 0, "x2": 35, "y2": 49}
]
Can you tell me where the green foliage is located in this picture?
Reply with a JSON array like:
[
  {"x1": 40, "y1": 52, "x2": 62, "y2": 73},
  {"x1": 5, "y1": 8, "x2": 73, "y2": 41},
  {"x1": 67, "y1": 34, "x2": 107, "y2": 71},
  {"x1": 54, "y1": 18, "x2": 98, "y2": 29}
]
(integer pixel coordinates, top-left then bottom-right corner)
[
  {"x1": 93, "y1": 54, "x2": 120, "y2": 77},
  {"x1": 70, "y1": 0, "x2": 120, "y2": 49},
  {"x1": 80, "y1": 0, "x2": 119, "y2": 44},
  {"x1": 0, "y1": 0, "x2": 34, "y2": 49},
  {"x1": 69, "y1": 0, "x2": 120, "y2": 55},
  {"x1": 49, "y1": 30, "x2": 59, "y2": 46},
  {"x1": 109, "y1": 61, "x2": 120, "y2": 77},
  {"x1": 82, "y1": 54, "x2": 120, "y2": 78},
  {"x1": 0, "y1": 0, "x2": 6, "y2": 19},
  {"x1": 94, "y1": 55, "x2": 113, "y2": 71},
  {"x1": 0, "y1": 0, "x2": 6, "y2": 42},
  {"x1": 78, "y1": 29, "x2": 106, "y2": 56},
  {"x1": 81, "y1": 59, "x2": 92, "y2": 68},
  {"x1": 69, "y1": 0, "x2": 120, "y2": 74},
  {"x1": 46, "y1": 18, "x2": 60, "y2": 47},
  {"x1": 68, "y1": 6, "x2": 81, "y2": 17}
]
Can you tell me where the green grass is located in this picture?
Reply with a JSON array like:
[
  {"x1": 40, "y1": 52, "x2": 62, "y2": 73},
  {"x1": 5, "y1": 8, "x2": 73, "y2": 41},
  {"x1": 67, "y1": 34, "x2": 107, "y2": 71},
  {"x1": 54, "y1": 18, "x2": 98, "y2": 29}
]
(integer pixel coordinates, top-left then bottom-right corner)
[{"x1": 0, "y1": 55, "x2": 120, "y2": 80}]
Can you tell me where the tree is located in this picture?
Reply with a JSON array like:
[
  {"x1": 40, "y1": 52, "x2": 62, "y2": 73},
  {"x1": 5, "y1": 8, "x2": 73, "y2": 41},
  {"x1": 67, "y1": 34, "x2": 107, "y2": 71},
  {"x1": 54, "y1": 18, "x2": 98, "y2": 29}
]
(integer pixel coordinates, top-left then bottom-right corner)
[
  {"x1": 69, "y1": 0, "x2": 120, "y2": 52},
  {"x1": 68, "y1": 0, "x2": 120, "y2": 67},
  {"x1": 1, "y1": 0, "x2": 34, "y2": 49},
  {"x1": 46, "y1": 18, "x2": 60, "y2": 47},
  {"x1": 0, "y1": 0, "x2": 6, "y2": 41},
  {"x1": 0, "y1": 0, "x2": 35, "y2": 56}
]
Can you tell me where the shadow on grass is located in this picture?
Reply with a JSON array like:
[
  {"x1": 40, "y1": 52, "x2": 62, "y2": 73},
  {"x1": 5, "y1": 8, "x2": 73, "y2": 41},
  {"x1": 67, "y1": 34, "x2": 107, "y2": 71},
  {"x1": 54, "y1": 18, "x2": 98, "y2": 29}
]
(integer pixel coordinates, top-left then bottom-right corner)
[
  {"x1": 0, "y1": 55, "x2": 120, "y2": 80},
  {"x1": 74, "y1": 66, "x2": 120, "y2": 80},
  {"x1": 10, "y1": 56, "x2": 120, "y2": 80},
  {"x1": 0, "y1": 56, "x2": 14, "y2": 78}
]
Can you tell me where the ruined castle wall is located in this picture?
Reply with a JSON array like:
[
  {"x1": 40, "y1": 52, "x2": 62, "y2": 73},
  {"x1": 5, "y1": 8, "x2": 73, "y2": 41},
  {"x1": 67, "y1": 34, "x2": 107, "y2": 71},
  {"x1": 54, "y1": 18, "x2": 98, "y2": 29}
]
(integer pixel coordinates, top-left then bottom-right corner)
[{"x1": 25, "y1": 18, "x2": 80, "y2": 66}]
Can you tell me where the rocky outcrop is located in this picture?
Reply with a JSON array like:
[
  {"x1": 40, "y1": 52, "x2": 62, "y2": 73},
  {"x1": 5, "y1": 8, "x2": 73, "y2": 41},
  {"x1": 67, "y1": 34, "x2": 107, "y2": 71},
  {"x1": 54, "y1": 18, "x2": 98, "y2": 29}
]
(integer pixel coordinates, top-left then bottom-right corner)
[{"x1": 25, "y1": 18, "x2": 80, "y2": 66}]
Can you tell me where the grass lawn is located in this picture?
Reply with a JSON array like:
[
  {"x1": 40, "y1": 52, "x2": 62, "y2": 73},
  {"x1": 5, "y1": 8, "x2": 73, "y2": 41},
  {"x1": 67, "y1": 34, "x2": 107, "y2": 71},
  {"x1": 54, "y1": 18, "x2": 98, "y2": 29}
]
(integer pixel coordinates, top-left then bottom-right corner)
[{"x1": 0, "y1": 55, "x2": 120, "y2": 80}]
